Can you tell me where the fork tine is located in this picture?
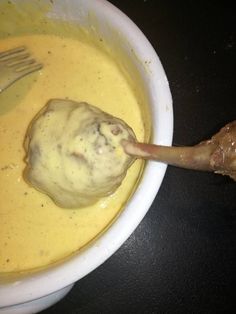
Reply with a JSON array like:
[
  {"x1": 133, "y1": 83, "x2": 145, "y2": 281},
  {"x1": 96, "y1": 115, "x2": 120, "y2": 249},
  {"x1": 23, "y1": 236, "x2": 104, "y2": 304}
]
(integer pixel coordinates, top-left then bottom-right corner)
[
  {"x1": 5, "y1": 53, "x2": 30, "y2": 64},
  {"x1": 0, "y1": 46, "x2": 26, "y2": 59},
  {"x1": 14, "y1": 59, "x2": 36, "y2": 69},
  {"x1": 17, "y1": 63, "x2": 43, "y2": 76},
  {"x1": 0, "y1": 46, "x2": 43, "y2": 92}
]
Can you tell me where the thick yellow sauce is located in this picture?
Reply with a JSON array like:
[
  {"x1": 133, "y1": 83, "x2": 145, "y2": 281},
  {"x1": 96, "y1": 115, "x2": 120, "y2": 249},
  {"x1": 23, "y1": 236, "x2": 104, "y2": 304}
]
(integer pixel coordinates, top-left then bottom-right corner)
[{"x1": 0, "y1": 33, "x2": 145, "y2": 273}]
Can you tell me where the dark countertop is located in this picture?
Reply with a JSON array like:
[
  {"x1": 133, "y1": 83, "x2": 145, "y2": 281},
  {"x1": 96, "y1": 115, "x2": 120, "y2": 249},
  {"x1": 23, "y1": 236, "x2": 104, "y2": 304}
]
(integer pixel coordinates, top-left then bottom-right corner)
[{"x1": 43, "y1": 1, "x2": 236, "y2": 313}]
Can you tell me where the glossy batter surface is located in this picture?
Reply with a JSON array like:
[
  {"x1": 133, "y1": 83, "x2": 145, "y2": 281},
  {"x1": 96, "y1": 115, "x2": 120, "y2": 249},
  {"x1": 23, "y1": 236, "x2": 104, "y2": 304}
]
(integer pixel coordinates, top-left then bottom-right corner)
[{"x1": 0, "y1": 34, "x2": 145, "y2": 273}]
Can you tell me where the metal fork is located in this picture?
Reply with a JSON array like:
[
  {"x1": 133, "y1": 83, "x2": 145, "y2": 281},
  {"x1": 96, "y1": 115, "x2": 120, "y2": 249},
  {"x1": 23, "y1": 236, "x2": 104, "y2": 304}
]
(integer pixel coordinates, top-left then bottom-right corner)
[{"x1": 0, "y1": 46, "x2": 43, "y2": 92}]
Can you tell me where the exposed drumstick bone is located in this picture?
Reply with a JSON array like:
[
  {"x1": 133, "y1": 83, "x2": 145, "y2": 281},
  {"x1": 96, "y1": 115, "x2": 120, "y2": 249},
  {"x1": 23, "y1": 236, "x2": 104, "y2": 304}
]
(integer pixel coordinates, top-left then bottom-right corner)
[{"x1": 122, "y1": 121, "x2": 236, "y2": 181}]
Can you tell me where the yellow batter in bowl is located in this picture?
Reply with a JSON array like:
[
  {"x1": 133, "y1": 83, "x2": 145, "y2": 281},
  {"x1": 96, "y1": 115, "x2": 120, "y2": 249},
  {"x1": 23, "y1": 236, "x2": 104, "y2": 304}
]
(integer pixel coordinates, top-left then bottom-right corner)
[{"x1": 0, "y1": 29, "x2": 146, "y2": 273}]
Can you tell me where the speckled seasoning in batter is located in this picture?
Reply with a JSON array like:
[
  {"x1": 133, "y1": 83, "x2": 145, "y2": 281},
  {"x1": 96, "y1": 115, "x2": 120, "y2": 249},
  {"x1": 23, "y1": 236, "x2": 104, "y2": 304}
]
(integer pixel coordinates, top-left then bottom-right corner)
[{"x1": 0, "y1": 1, "x2": 147, "y2": 275}]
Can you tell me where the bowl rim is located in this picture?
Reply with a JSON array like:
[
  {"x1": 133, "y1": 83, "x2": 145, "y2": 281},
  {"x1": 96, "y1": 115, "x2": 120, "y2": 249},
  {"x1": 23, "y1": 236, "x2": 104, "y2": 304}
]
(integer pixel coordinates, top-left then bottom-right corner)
[{"x1": 0, "y1": 0, "x2": 173, "y2": 307}]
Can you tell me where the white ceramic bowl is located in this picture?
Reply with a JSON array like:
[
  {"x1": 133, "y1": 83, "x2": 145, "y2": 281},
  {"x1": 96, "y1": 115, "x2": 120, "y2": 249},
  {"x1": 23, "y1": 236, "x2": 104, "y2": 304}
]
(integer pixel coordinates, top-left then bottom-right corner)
[{"x1": 0, "y1": 0, "x2": 173, "y2": 313}]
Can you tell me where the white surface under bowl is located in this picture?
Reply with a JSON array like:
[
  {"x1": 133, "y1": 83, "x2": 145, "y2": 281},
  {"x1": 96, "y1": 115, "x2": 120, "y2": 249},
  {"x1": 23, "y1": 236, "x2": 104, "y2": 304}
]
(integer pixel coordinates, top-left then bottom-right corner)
[{"x1": 0, "y1": 0, "x2": 173, "y2": 313}]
